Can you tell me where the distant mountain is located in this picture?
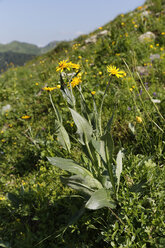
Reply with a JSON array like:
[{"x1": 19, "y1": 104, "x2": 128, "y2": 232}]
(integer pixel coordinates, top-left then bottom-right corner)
[
  {"x1": 0, "y1": 40, "x2": 60, "y2": 72},
  {"x1": 0, "y1": 40, "x2": 59, "y2": 55},
  {"x1": 40, "y1": 41, "x2": 60, "y2": 54}
]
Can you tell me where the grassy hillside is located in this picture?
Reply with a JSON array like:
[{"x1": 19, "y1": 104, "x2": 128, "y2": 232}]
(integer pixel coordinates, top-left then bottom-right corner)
[{"x1": 0, "y1": 0, "x2": 165, "y2": 247}]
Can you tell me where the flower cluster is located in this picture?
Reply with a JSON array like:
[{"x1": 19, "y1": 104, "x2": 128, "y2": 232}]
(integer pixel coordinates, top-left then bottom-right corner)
[{"x1": 56, "y1": 60, "x2": 80, "y2": 72}]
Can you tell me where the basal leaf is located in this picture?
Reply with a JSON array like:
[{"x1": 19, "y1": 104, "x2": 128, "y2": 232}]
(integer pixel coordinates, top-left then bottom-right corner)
[
  {"x1": 61, "y1": 174, "x2": 102, "y2": 196},
  {"x1": 69, "y1": 108, "x2": 93, "y2": 145},
  {"x1": 85, "y1": 188, "x2": 116, "y2": 210},
  {"x1": 47, "y1": 157, "x2": 93, "y2": 177}
]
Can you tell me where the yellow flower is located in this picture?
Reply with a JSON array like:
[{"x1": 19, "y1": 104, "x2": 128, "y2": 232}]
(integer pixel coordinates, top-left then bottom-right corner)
[
  {"x1": 56, "y1": 60, "x2": 71, "y2": 72},
  {"x1": 150, "y1": 45, "x2": 153, "y2": 49},
  {"x1": 21, "y1": 115, "x2": 31, "y2": 119},
  {"x1": 137, "y1": 6, "x2": 143, "y2": 10},
  {"x1": 0, "y1": 196, "x2": 5, "y2": 201},
  {"x1": 98, "y1": 71, "x2": 102, "y2": 75},
  {"x1": 56, "y1": 85, "x2": 61, "y2": 89},
  {"x1": 42, "y1": 86, "x2": 56, "y2": 91},
  {"x1": 1, "y1": 139, "x2": 5, "y2": 143},
  {"x1": 69, "y1": 62, "x2": 80, "y2": 70},
  {"x1": 107, "y1": 65, "x2": 126, "y2": 78},
  {"x1": 70, "y1": 122, "x2": 74, "y2": 127},
  {"x1": 70, "y1": 76, "x2": 82, "y2": 88},
  {"x1": 136, "y1": 116, "x2": 142, "y2": 123},
  {"x1": 130, "y1": 88, "x2": 133, "y2": 92},
  {"x1": 91, "y1": 91, "x2": 96, "y2": 95},
  {"x1": 161, "y1": 32, "x2": 165, "y2": 35},
  {"x1": 134, "y1": 25, "x2": 138, "y2": 28},
  {"x1": 121, "y1": 22, "x2": 125, "y2": 26},
  {"x1": 98, "y1": 27, "x2": 103, "y2": 30},
  {"x1": 35, "y1": 82, "x2": 39, "y2": 86},
  {"x1": 156, "y1": 43, "x2": 159, "y2": 47},
  {"x1": 160, "y1": 47, "x2": 164, "y2": 51},
  {"x1": 121, "y1": 14, "x2": 124, "y2": 17},
  {"x1": 78, "y1": 56, "x2": 82, "y2": 59}
]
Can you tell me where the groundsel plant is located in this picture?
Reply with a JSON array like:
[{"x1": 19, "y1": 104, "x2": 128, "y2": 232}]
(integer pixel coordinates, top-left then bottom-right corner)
[{"x1": 47, "y1": 60, "x2": 126, "y2": 217}]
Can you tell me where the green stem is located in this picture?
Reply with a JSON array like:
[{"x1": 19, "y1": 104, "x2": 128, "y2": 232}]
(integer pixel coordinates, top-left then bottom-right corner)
[{"x1": 49, "y1": 92, "x2": 61, "y2": 122}]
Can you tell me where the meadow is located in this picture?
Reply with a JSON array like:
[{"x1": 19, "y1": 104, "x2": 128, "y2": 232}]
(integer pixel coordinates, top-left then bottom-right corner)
[{"x1": 0, "y1": 0, "x2": 165, "y2": 247}]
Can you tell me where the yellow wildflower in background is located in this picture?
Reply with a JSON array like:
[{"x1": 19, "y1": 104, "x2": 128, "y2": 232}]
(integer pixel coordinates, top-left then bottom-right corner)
[
  {"x1": 56, "y1": 60, "x2": 71, "y2": 72},
  {"x1": 0, "y1": 196, "x2": 6, "y2": 201},
  {"x1": 42, "y1": 86, "x2": 56, "y2": 91},
  {"x1": 91, "y1": 91, "x2": 96, "y2": 95},
  {"x1": 136, "y1": 116, "x2": 142, "y2": 123},
  {"x1": 161, "y1": 32, "x2": 165, "y2": 35},
  {"x1": 107, "y1": 65, "x2": 126, "y2": 78},
  {"x1": 150, "y1": 45, "x2": 153, "y2": 49},
  {"x1": 98, "y1": 27, "x2": 103, "y2": 30},
  {"x1": 21, "y1": 115, "x2": 31, "y2": 119}
]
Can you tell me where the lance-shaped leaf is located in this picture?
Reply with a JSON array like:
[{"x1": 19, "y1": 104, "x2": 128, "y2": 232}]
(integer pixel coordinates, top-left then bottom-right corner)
[
  {"x1": 55, "y1": 120, "x2": 71, "y2": 152},
  {"x1": 69, "y1": 108, "x2": 93, "y2": 145},
  {"x1": 85, "y1": 188, "x2": 116, "y2": 210},
  {"x1": 47, "y1": 157, "x2": 93, "y2": 177},
  {"x1": 61, "y1": 174, "x2": 103, "y2": 196},
  {"x1": 91, "y1": 138, "x2": 106, "y2": 162},
  {"x1": 116, "y1": 150, "x2": 123, "y2": 192}
]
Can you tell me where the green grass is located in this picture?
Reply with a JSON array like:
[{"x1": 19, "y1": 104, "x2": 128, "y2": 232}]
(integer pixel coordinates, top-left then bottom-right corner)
[{"x1": 0, "y1": 0, "x2": 165, "y2": 247}]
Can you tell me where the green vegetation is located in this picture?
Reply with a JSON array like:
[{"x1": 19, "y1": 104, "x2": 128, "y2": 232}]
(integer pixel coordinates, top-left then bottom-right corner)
[{"x1": 0, "y1": 0, "x2": 165, "y2": 247}]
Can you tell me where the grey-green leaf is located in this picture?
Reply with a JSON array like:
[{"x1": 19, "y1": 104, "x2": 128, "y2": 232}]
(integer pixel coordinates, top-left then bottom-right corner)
[
  {"x1": 91, "y1": 138, "x2": 106, "y2": 162},
  {"x1": 61, "y1": 174, "x2": 102, "y2": 196},
  {"x1": 47, "y1": 157, "x2": 93, "y2": 177},
  {"x1": 85, "y1": 188, "x2": 116, "y2": 210},
  {"x1": 116, "y1": 150, "x2": 123, "y2": 191},
  {"x1": 69, "y1": 108, "x2": 93, "y2": 145},
  {"x1": 55, "y1": 121, "x2": 71, "y2": 152}
]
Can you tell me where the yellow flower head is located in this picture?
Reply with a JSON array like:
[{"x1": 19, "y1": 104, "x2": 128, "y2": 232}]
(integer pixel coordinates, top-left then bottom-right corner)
[
  {"x1": 42, "y1": 86, "x2": 56, "y2": 91},
  {"x1": 98, "y1": 27, "x2": 103, "y2": 30},
  {"x1": 136, "y1": 116, "x2": 142, "y2": 123},
  {"x1": 69, "y1": 62, "x2": 80, "y2": 70},
  {"x1": 107, "y1": 65, "x2": 126, "y2": 78},
  {"x1": 91, "y1": 91, "x2": 96, "y2": 95},
  {"x1": 56, "y1": 60, "x2": 71, "y2": 72},
  {"x1": 70, "y1": 76, "x2": 82, "y2": 88},
  {"x1": 21, "y1": 115, "x2": 31, "y2": 119}
]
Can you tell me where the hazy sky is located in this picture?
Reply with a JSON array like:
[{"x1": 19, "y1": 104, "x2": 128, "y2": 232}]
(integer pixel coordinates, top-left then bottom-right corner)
[{"x1": 0, "y1": 0, "x2": 145, "y2": 46}]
